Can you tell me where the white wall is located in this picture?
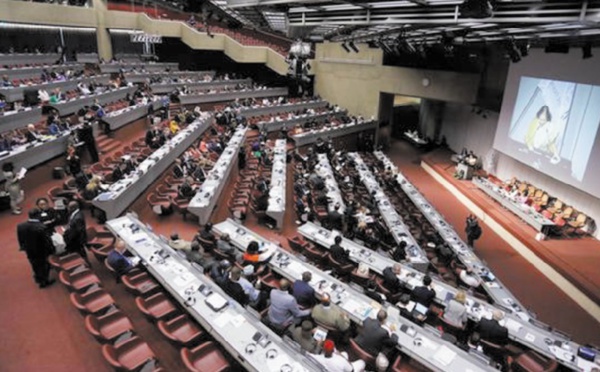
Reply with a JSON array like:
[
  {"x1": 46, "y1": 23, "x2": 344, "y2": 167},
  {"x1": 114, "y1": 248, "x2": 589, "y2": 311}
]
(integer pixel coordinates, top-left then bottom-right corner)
[{"x1": 440, "y1": 103, "x2": 600, "y2": 238}]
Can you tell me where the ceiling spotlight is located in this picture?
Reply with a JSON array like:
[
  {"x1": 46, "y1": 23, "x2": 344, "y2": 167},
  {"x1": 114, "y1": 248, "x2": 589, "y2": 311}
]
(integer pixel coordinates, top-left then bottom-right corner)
[
  {"x1": 348, "y1": 41, "x2": 360, "y2": 53},
  {"x1": 583, "y1": 43, "x2": 593, "y2": 59},
  {"x1": 341, "y1": 42, "x2": 351, "y2": 53}
]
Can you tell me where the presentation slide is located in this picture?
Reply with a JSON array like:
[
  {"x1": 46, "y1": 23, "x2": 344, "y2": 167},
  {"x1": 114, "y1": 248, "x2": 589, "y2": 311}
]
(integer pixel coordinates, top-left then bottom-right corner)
[{"x1": 494, "y1": 76, "x2": 600, "y2": 195}]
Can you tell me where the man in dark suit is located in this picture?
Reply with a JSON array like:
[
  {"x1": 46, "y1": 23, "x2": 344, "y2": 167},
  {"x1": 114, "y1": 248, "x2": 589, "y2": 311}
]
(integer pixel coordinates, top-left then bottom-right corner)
[
  {"x1": 173, "y1": 158, "x2": 186, "y2": 179},
  {"x1": 412, "y1": 275, "x2": 436, "y2": 307},
  {"x1": 223, "y1": 267, "x2": 250, "y2": 306},
  {"x1": 329, "y1": 235, "x2": 350, "y2": 264},
  {"x1": 354, "y1": 309, "x2": 398, "y2": 356},
  {"x1": 327, "y1": 203, "x2": 344, "y2": 232},
  {"x1": 63, "y1": 201, "x2": 88, "y2": 261},
  {"x1": 17, "y1": 208, "x2": 56, "y2": 288},
  {"x1": 145, "y1": 125, "x2": 164, "y2": 149},
  {"x1": 292, "y1": 271, "x2": 316, "y2": 308},
  {"x1": 78, "y1": 120, "x2": 99, "y2": 163},
  {"x1": 478, "y1": 310, "x2": 509, "y2": 345},
  {"x1": 382, "y1": 263, "x2": 405, "y2": 294}
]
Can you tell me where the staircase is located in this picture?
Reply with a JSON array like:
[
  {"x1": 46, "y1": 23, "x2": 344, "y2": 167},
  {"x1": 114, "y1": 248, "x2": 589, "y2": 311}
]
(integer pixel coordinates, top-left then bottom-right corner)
[{"x1": 97, "y1": 133, "x2": 121, "y2": 155}]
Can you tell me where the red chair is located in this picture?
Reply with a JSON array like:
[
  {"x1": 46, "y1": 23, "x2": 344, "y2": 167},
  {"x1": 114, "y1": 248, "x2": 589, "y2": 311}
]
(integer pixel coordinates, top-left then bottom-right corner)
[
  {"x1": 156, "y1": 184, "x2": 178, "y2": 198},
  {"x1": 287, "y1": 236, "x2": 309, "y2": 252},
  {"x1": 85, "y1": 309, "x2": 134, "y2": 342},
  {"x1": 70, "y1": 288, "x2": 116, "y2": 314},
  {"x1": 135, "y1": 292, "x2": 178, "y2": 321},
  {"x1": 147, "y1": 193, "x2": 173, "y2": 216},
  {"x1": 48, "y1": 253, "x2": 87, "y2": 271},
  {"x1": 47, "y1": 186, "x2": 76, "y2": 202},
  {"x1": 157, "y1": 314, "x2": 204, "y2": 347},
  {"x1": 327, "y1": 254, "x2": 354, "y2": 277},
  {"x1": 390, "y1": 355, "x2": 404, "y2": 372},
  {"x1": 172, "y1": 197, "x2": 192, "y2": 221},
  {"x1": 59, "y1": 267, "x2": 101, "y2": 292},
  {"x1": 348, "y1": 339, "x2": 376, "y2": 368},
  {"x1": 511, "y1": 350, "x2": 558, "y2": 372},
  {"x1": 122, "y1": 272, "x2": 160, "y2": 296},
  {"x1": 91, "y1": 244, "x2": 114, "y2": 262},
  {"x1": 180, "y1": 341, "x2": 230, "y2": 372},
  {"x1": 102, "y1": 336, "x2": 156, "y2": 371}
]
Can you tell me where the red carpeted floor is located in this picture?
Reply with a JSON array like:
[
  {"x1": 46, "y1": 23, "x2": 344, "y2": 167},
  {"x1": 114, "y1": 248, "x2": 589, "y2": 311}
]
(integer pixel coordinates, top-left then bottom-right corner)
[{"x1": 2, "y1": 118, "x2": 600, "y2": 371}]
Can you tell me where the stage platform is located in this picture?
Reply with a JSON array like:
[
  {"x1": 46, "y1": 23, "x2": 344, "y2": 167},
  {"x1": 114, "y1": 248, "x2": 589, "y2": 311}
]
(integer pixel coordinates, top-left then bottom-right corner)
[{"x1": 421, "y1": 149, "x2": 600, "y2": 311}]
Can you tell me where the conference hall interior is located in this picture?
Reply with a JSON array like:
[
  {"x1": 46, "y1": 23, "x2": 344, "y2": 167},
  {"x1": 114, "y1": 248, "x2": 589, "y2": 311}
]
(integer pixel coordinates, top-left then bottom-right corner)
[{"x1": 2, "y1": 0, "x2": 600, "y2": 371}]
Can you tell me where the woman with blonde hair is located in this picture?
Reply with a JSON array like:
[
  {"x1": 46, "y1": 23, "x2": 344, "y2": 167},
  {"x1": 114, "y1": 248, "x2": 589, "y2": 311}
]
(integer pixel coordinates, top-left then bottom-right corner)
[{"x1": 442, "y1": 290, "x2": 468, "y2": 328}]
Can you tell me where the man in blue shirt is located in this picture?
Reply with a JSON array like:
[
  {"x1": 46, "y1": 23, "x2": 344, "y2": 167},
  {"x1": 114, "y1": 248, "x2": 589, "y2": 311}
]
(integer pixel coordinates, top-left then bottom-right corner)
[
  {"x1": 107, "y1": 240, "x2": 134, "y2": 276},
  {"x1": 292, "y1": 271, "x2": 316, "y2": 308}
]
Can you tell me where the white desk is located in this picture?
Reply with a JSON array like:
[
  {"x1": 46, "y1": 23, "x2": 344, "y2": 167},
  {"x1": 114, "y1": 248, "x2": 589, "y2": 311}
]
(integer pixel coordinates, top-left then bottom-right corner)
[
  {"x1": 292, "y1": 121, "x2": 378, "y2": 147},
  {"x1": 0, "y1": 53, "x2": 60, "y2": 67},
  {"x1": 236, "y1": 100, "x2": 327, "y2": 117},
  {"x1": 106, "y1": 215, "x2": 321, "y2": 372},
  {"x1": 266, "y1": 139, "x2": 287, "y2": 229},
  {"x1": 0, "y1": 74, "x2": 111, "y2": 102},
  {"x1": 93, "y1": 114, "x2": 212, "y2": 219},
  {"x1": 214, "y1": 219, "x2": 494, "y2": 372},
  {"x1": 349, "y1": 153, "x2": 429, "y2": 271},
  {"x1": 0, "y1": 106, "x2": 43, "y2": 132},
  {"x1": 256, "y1": 110, "x2": 346, "y2": 133},
  {"x1": 473, "y1": 177, "x2": 555, "y2": 234},
  {"x1": 188, "y1": 127, "x2": 247, "y2": 225},
  {"x1": 0, "y1": 130, "x2": 73, "y2": 181},
  {"x1": 99, "y1": 62, "x2": 179, "y2": 74},
  {"x1": 178, "y1": 88, "x2": 288, "y2": 105},
  {"x1": 76, "y1": 53, "x2": 99, "y2": 63},
  {"x1": 51, "y1": 86, "x2": 138, "y2": 117},
  {"x1": 124, "y1": 71, "x2": 215, "y2": 84},
  {"x1": 102, "y1": 98, "x2": 164, "y2": 130},
  {"x1": 0, "y1": 63, "x2": 85, "y2": 80},
  {"x1": 315, "y1": 154, "x2": 345, "y2": 213},
  {"x1": 151, "y1": 79, "x2": 252, "y2": 94},
  {"x1": 371, "y1": 152, "x2": 599, "y2": 371}
]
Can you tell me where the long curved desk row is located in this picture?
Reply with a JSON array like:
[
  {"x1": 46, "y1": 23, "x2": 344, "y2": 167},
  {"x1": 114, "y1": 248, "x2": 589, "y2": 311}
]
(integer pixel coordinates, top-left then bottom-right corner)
[
  {"x1": 178, "y1": 87, "x2": 289, "y2": 106},
  {"x1": 150, "y1": 78, "x2": 252, "y2": 94},
  {"x1": 75, "y1": 53, "x2": 99, "y2": 64},
  {"x1": 0, "y1": 74, "x2": 111, "y2": 102},
  {"x1": 102, "y1": 98, "x2": 165, "y2": 130},
  {"x1": 372, "y1": 151, "x2": 526, "y2": 313},
  {"x1": 266, "y1": 139, "x2": 287, "y2": 229},
  {"x1": 92, "y1": 113, "x2": 213, "y2": 220},
  {"x1": 99, "y1": 62, "x2": 179, "y2": 74},
  {"x1": 292, "y1": 120, "x2": 378, "y2": 147},
  {"x1": 106, "y1": 214, "x2": 322, "y2": 372},
  {"x1": 235, "y1": 99, "x2": 328, "y2": 118},
  {"x1": 348, "y1": 152, "x2": 429, "y2": 271},
  {"x1": 316, "y1": 153, "x2": 346, "y2": 213},
  {"x1": 0, "y1": 129, "x2": 73, "y2": 182},
  {"x1": 188, "y1": 127, "x2": 248, "y2": 225},
  {"x1": 256, "y1": 109, "x2": 347, "y2": 133},
  {"x1": 0, "y1": 53, "x2": 61, "y2": 67},
  {"x1": 213, "y1": 218, "x2": 495, "y2": 372},
  {"x1": 0, "y1": 63, "x2": 85, "y2": 80},
  {"x1": 124, "y1": 70, "x2": 215, "y2": 84},
  {"x1": 298, "y1": 222, "x2": 600, "y2": 371}
]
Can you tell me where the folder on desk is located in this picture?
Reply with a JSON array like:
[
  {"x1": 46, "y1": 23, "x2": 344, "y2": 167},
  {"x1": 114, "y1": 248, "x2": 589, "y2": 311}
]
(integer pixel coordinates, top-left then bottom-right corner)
[
  {"x1": 205, "y1": 292, "x2": 228, "y2": 312},
  {"x1": 433, "y1": 345, "x2": 457, "y2": 366}
]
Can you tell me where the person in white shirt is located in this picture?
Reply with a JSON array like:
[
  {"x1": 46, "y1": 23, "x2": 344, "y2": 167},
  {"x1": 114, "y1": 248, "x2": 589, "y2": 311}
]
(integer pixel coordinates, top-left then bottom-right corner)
[
  {"x1": 310, "y1": 339, "x2": 365, "y2": 372},
  {"x1": 458, "y1": 268, "x2": 482, "y2": 288}
]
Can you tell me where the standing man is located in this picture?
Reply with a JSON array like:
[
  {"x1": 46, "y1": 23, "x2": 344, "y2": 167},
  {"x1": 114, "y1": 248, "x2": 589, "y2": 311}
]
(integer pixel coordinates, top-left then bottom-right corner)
[
  {"x1": 63, "y1": 201, "x2": 88, "y2": 261},
  {"x1": 17, "y1": 208, "x2": 56, "y2": 288},
  {"x1": 465, "y1": 214, "x2": 482, "y2": 248},
  {"x1": 78, "y1": 118, "x2": 99, "y2": 163}
]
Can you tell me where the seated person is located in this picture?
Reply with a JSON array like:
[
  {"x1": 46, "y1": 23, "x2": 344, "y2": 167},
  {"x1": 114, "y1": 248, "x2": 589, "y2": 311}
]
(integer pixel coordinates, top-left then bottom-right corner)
[
  {"x1": 216, "y1": 234, "x2": 242, "y2": 262},
  {"x1": 184, "y1": 241, "x2": 213, "y2": 269},
  {"x1": 242, "y1": 240, "x2": 265, "y2": 266},
  {"x1": 145, "y1": 125, "x2": 165, "y2": 149},
  {"x1": 168, "y1": 233, "x2": 191, "y2": 251},
  {"x1": 25, "y1": 124, "x2": 41, "y2": 143},
  {"x1": 173, "y1": 158, "x2": 187, "y2": 179},
  {"x1": 107, "y1": 240, "x2": 136, "y2": 276},
  {"x1": 222, "y1": 267, "x2": 250, "y2": 306},
  {"x1": 111, "y1": 163, "x2": 126, "y2": 182},
  {"x1": 291, "y1": 320, "x2": 321, "y2": 354},
  {"x1": 412, "y1": 275, "x2": 436, "y2": 307},
  {"x1": 396, "y1": 293, "x2": 420, "y2": 323},
  {"x1": 391, "y1": 241, "x2": 407, "y2": 261},
  {"x1": 177, "y1": 177, "x2": 196, "y2": 200},
  {"x1": 477, "y1": 310, "x2": 509, "y2": 346},
  {"x1": 292, "y1": 271, "x2": 316, "y2": 308},
  {"x1": 82, "y1": 176, "x2": 104, "y2": 200},
  {"x1": 268, "y1": 279, "x2": 311, "y2": 330},
  {"x1": 209, "y1": 259, "x2": 231, "y2": 286},
  {"x1": 364, "y1": 280, "x2": 385, "y2": 303},
  {"x1": 311, "y1": 293, "x2": 350, "y2": 333},
  {"x1": 442, "y1": 290, "x2": 468, "y2": 328},
  {"x1": 197, "y1": 222, "x2": 216, "y2": 245},
  {"x1": 254, "y1": 191, "x2": 269, "y2": 211},
  {"x1": 236, "y1": 267, "x2": 267, "y2": 309},
  {"x1": 458, "y1": 268, "x2": 482, "y2": 288},
  {"x1": 353, "y1": 310, "x2": 398, "y2": 357},
  {"x1": 382, "y1": 263, "x2": 405, "y2": 293},
  {"x1": 329, "y1": 235, "x2": 350, "y2": 264},
  {"x1": 310, "y1": 340, "x2": 365, "y2": 372}
]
